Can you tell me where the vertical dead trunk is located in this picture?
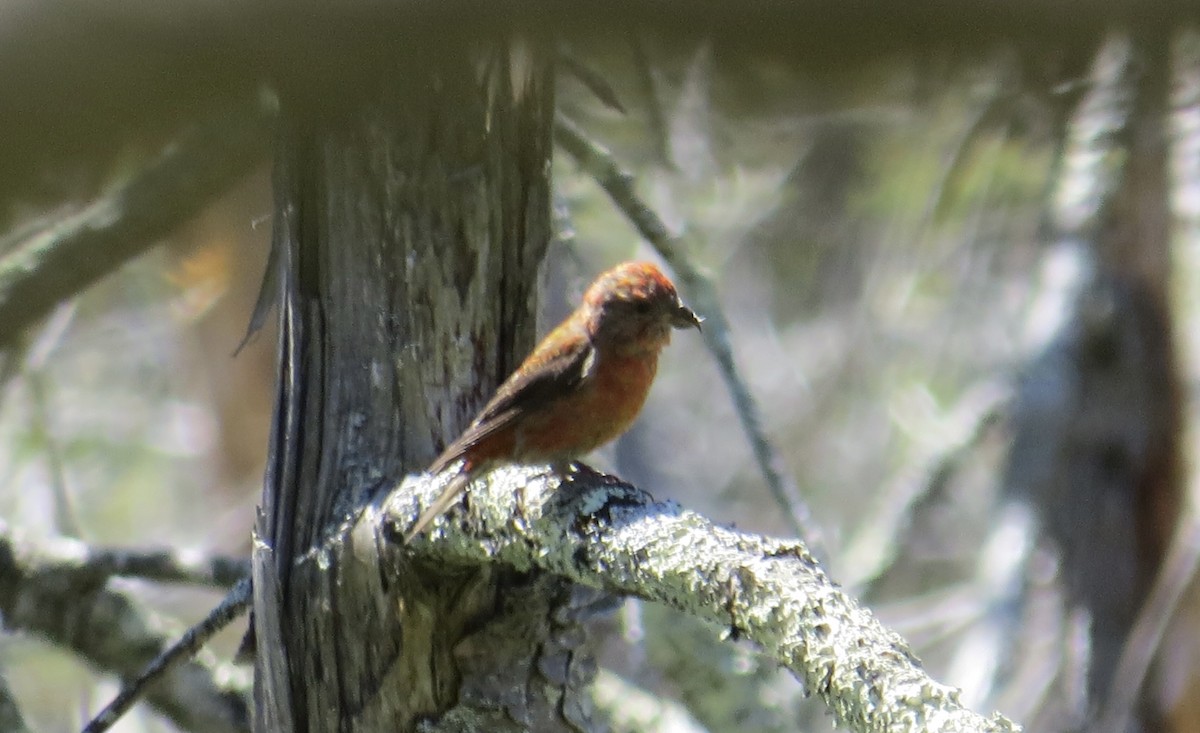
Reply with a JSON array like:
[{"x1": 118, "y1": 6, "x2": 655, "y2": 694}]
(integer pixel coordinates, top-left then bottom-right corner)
[
  {"x1": 250, "y1": 39, "x2": 595, "y2": 731},
  {"x1": 1006, "y1": 30, "x2": 1181, "y2": 730}
]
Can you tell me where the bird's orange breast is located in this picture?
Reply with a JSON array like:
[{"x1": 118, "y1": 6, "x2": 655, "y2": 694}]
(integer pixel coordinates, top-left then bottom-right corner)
[{"x1": 512, "y1": 350, "x2": 660, "y2": 463}]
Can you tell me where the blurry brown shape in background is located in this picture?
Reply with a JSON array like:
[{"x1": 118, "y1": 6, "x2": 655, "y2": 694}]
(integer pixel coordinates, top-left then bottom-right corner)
[{"x1": 165, "y1": 168, "x2": 274, "y2": 521}]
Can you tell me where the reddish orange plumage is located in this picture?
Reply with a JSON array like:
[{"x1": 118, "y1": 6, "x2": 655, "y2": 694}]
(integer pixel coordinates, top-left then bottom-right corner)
[{"x1": 405, "y1": 261, "x2": 701, "y2": 541}]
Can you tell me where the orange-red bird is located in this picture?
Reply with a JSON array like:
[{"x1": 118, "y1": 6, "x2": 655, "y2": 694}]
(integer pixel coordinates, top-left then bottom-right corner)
[{"x1": 405, "y1": 261, "x2": 701, "y2": 541}]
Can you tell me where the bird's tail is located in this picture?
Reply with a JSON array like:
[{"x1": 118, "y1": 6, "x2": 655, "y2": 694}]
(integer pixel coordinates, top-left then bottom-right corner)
[{"x1": 404, "y1": 468, "x2": 471, "y2": 543}]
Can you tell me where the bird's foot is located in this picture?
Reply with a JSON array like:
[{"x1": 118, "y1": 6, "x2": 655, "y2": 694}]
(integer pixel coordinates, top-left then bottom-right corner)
[{"x1": 563, "y1": 461, "x2": 611, "y2": 483}]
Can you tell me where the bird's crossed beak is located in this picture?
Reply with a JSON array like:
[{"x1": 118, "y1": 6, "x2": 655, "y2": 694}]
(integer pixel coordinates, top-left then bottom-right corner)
[{"x1": 671, "y1": 302, "x2": 703, "y2": 331}]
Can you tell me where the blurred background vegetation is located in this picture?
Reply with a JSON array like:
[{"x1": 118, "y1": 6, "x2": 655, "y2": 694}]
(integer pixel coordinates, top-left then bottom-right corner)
[{"x1": 1, "y1": 6, "x2": 1198, "y2": 733}]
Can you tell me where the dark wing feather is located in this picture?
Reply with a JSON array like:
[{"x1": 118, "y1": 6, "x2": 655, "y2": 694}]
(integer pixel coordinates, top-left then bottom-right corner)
[{"x1": 428, "y1": 331, "x2": 595, "y2": 474}]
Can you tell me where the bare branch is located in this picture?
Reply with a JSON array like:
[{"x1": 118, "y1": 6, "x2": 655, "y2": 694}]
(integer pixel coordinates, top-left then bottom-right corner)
[
  {"x1": 383, "y1": 466, "x2": 1021, "y2": 733},
  {"x1": 0, "y1": 521, "x2": 251, "y2": 733},
  {"x1": 0, "y1": 90, "x2": 273, "y2": 347},
  {"x1": 554, "y1": 113, "x2": 827, "y2": 561},
  {"x1": 83, "y1": 548, "x2": 250, "y2": 588},
  {"x1": 0, "y1": 525, "x2": 249, "y2": 588}
]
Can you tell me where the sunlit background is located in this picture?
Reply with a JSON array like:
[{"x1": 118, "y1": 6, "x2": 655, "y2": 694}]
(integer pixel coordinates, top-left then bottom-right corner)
[{"x1": 2, "y1": 14, "x2": 1199, "y2": 733}]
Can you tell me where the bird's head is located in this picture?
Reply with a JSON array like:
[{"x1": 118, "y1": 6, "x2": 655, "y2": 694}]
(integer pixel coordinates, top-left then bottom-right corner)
[{"x1": 581, "y1": 261, "x2": 702, "y2": 352}]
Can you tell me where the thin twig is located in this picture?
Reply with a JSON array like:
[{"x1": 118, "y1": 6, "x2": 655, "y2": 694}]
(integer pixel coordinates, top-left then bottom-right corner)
[
  {"x1": 26, "y1": 368, "x2": 81, "y2": 536},
  {"x1": 559, "y1": 47, "x2": 627, "y2": 114},
  {"x1": 554, "y1": 113, "x2": 826, "y2": 560},
  {"x1": 24, "y1": 303, "x2": 83, "y2": 537},
  {"x1": 81, "y1": 576, "x2": 253, "y2": 733}
]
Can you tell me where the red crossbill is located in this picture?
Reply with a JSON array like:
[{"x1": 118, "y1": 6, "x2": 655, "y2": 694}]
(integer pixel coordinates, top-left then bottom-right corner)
[{"x1": 404, "y1": 261, "x2": 701, "y2": 541}]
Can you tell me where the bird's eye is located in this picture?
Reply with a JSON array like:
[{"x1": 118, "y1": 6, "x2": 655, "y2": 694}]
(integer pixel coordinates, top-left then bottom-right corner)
[{"x1": 633, "y1": 301, "x2": 652, "y2": 314}]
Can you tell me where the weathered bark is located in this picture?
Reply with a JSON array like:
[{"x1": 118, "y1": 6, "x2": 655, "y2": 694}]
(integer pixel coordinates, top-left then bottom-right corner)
[{"x1": 251, "y1": 39, "x2": 586, "y2": 731}]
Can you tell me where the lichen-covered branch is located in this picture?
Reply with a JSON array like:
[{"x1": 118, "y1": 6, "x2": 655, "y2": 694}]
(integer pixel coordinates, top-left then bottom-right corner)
[
  {"x1": 0, "y1": 520, "x2": 251, "y2": 733},
  {"x1": 381, "y1": 467, "x2": 1020, "y2": 733}
]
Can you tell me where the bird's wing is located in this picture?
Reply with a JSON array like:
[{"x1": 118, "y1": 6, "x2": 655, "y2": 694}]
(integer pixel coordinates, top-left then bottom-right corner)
[{"x1": 428, "y1": 327, "x2": 596, "y2": 474}]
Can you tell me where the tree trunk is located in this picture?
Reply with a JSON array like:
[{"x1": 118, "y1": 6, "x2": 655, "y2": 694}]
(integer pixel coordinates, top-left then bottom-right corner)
[
  {"x1": 251, "y1": 39, "x2": 594, "y2": 731},
  {"x1": 1005, "y1": 31, "x2": 1181, "y2": 730}
]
